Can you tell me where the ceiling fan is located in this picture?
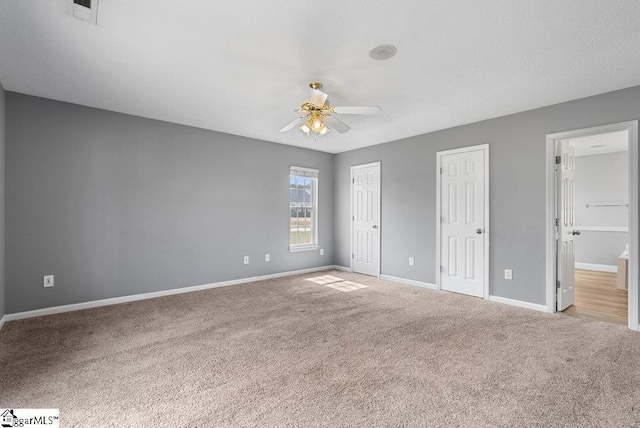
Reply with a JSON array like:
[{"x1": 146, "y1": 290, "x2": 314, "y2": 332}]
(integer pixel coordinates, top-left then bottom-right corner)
[{"x1": 279, "y1": 82, "x2": 381, "y2": 137}]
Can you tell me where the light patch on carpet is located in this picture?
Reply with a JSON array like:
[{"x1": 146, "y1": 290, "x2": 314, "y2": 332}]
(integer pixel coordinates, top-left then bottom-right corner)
[
  {"x1": 305, "y1": 275, "x2": 344, "y2": 285},
  {"x1": 305, "y1": 275, "x2": 367, "y2": 292},
  {"x1": 324, "y1": 280, "x2": 368, "y2": 293}
]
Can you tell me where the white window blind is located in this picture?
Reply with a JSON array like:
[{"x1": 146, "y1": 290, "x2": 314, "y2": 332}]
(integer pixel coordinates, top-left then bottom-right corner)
[{"x1": 290, "y1": 166, "x2": 319, "y2": 178}]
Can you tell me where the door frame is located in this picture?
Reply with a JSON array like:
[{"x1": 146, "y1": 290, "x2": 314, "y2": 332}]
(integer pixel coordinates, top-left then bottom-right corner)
[
  {"x1": 350, "y1": 161, "x2": 382, "y2": 276},
  {"x1": 436, "y1": 144, "x2": 490, "y2": 299},
  {"x1": 545, "y1": 121, "x2": 639, "y2": 331}
]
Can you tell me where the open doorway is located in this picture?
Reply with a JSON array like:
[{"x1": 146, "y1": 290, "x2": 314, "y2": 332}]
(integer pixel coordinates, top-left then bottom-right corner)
[
  {"x1": 561, "y1": 132, "x2": 629, "y2": 325},
  {"x1": 546, "y1": 121, "x2": 638, "y2": 331}
]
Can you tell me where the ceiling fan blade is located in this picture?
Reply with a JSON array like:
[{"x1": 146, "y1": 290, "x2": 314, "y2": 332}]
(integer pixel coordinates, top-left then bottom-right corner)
[
  {"x1": 332, "y1": 106, "x2": 382, "y2": 115},
  {"x1": 309, "y1": 88, "x2": 328, "y2": 107},
  {"x1": 324, "y1": 115, "x2": 351, "y2": 134},
  {"x1": 279, "y1": 116, "x2": 308, "y2": 133}
]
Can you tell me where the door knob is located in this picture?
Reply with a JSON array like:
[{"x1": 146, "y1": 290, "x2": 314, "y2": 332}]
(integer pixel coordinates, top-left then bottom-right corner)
[
  {"x1": 372, "y1": 225, "x2": 378, "y2": 229},
  {"x1": 571, "y1": 230, "x2": 581, "y2": 236},
  {"x1": 476, "y1": 228, "x2": 483, "y2": 234}
]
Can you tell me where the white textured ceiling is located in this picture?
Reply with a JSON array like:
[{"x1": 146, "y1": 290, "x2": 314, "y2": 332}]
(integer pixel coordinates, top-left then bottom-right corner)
[{"x1": 1, "y1": 1, "x2": 640, "y2": 154}]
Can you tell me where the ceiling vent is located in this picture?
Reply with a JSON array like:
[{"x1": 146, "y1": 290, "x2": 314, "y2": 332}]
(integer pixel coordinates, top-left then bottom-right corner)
[{"x1": 67, "y1": 0, "x2": 99, "y2": 25}]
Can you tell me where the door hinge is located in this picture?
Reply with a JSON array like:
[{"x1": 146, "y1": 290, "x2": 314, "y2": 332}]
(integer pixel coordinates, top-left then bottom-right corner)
[
  {"x1": 555, "y1": 218, "x2": 558, "y2": 226},
  {"x1": 352, "y1": 178, "x2": 355, "y2": 184},
  {"x1": 555, "y1": 155, "x2": 561, "y2": 165},
  {"x1": 440, "y1": 167, "x2": 443, "y2": 174},
  {"x1": 352, "y1": 216, "x2": 355, "y2": 221},
  {"x1": 352, "y1": 253, "x2": 355, "y2": 259}
]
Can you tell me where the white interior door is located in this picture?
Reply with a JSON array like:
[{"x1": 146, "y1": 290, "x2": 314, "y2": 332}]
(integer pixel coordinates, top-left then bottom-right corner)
[
  {"x1": 557, "y1": 140, "x2": 577, "y2": 311},
  {"x1": 439, "y1": 147, "x2": 486, "y2": 298},
  {"x1": 352, "y1": 163, "x2": 381, "y2": 276}
]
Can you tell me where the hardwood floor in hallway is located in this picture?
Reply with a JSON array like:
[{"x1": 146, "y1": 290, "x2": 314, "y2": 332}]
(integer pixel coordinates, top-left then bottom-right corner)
[{"x1": 563, "y1": 269, "x2": 628, "y2": 325}]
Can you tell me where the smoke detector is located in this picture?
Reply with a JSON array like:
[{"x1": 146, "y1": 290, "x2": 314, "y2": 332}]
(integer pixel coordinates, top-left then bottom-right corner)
[
  {"x1": 67, "y1": 0, "x2": 99, "y2": 25},
  {"x1": 369, "y1": 45, "x2": 397, "y2": 60}
]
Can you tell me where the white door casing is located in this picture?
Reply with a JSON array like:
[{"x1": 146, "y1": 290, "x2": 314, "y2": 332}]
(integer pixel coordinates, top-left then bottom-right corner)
[
  {"x1": 556, "y1": 140, "x2": 577, "y2": 311},
  {"x1": 351, "y1": 162, "x2": 381, "y2": 276},
  {"x1": 437, "y1": 145, "x2": 489, "y2": 298}
]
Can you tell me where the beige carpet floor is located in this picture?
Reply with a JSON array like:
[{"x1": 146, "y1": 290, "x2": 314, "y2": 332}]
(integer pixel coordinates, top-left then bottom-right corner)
[{"x1": 1, "y1": 270, "x2": 640, "y2": 427}]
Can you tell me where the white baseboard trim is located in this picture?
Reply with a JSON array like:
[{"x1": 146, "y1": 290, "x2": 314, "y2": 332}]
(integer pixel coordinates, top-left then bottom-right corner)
[
  {"x1": 575, "y1": 262, "x2": 617, "y2": 273},
  {"x1": 5, "y1": 265, "x2": 339, "y2": 322},
  {"x1": 332, "y1": 265, "x2": 352, "y2": 272},
  {"x1": 488, "y1": 295, "x2": 549, "y2": 313},
  {"x1": 0, "y1": 315, "x2": 6, "y2": 331},
  {"x1": 379, "y1": 274, "x2": 437, "y2": 290}
]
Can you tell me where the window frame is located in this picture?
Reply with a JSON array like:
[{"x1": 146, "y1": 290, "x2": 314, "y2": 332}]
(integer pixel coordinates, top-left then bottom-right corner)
[{"x1": 289, "y1": 166, "x2": 319, "y2": 252}]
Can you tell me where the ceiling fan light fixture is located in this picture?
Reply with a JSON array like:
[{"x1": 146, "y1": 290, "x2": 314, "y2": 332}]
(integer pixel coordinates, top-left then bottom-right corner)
[
  {"x1": 299, "y1": 113, "x2": 330, "y2": 137},
  {"x1": 312, "y1": 117, "x2": 323, "y2": 130},
  {"x1": 299, "y1": 123, "x2": 311, "y2": 136}
]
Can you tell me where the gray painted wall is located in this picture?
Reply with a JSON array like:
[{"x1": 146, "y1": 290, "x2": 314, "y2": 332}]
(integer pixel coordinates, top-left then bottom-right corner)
[
  {"x1": 334, "y1": 85, "x2": 640, "y2": 306},
  {"x1": 576, "y1": 232, "x2": 628, "y2": 267},
  {"x1": 4, "y1": 86, "x2": 640, "y2": 315},
  {"x1": 575, "y1": 151, "x2": 629, "y2": 266},
  {"x1": 0, "y1": 83, "x2": 5, "y2": 320},
  {"x1": 575, "y1": 151, "x2": 628, "y2": 227},
  {"x1": 6, "y1": 93, "x2": 333, "y2": 314}
]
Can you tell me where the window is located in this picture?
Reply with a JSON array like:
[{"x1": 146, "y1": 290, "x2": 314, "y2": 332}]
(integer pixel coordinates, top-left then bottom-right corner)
[{"x1": 289, "y1": 166, "x2": 319, "y2": 251}]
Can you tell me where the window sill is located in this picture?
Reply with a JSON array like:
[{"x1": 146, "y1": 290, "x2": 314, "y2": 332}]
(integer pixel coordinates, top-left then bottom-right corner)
[{"x1": 289, "y1": 245, "x2": 320, "y2": 253}]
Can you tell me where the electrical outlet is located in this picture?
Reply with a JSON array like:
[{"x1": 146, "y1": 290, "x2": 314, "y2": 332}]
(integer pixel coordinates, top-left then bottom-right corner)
[
  {"x1": 244, "y1": 256, "x2": 249, "y2": 265},
  {"x1": 44, "y1": 275, "x2": 54, "y2": 288},
  {"x1": 409, "y1": 257, "x2": 415, "y2": 266},
  {"x1": 265, "y1": 254, "x2": 270, "y2": 262},
  {"x1": 320, "y1": 248, "x2": 324, "y2": 256},
  {"x1": 505, "y1": 269, "x2": 513, "y2": 280}
]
